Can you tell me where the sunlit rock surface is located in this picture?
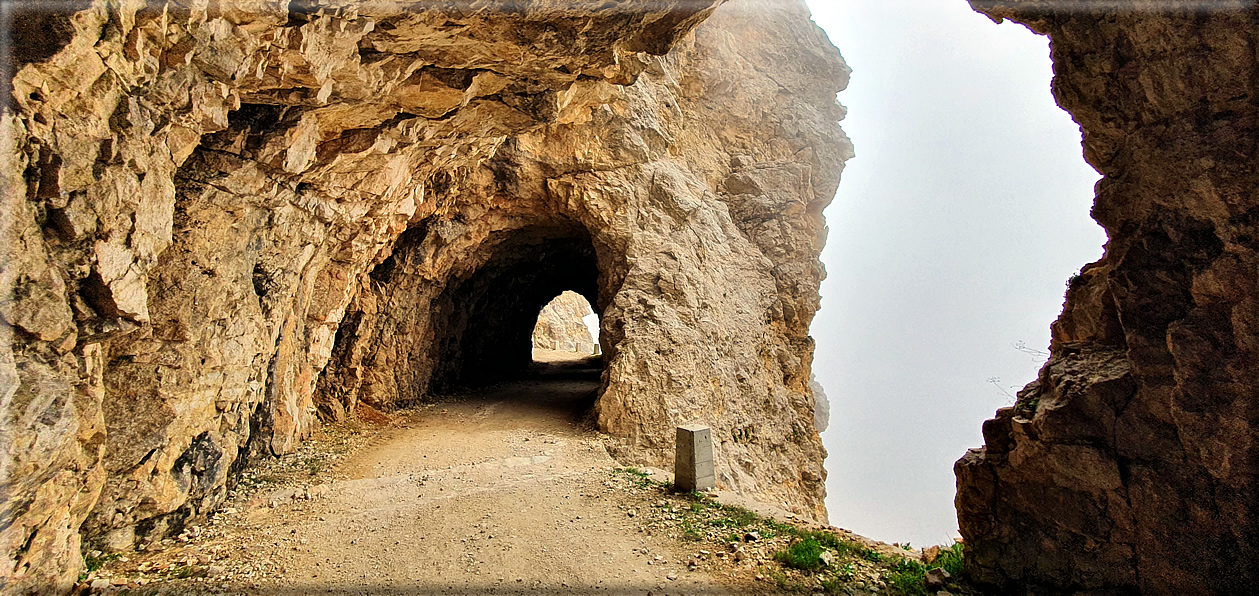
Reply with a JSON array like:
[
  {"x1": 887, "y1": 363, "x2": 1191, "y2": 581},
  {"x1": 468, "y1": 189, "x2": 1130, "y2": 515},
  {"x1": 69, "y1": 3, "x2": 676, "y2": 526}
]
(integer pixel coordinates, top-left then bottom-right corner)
[
  {"x1": 532, "y1": 291, "x2": 597, "y2": 354},
  {"x1": 0, "y1": 0, "x2": 850, "y2": 590},
  {"x1": 958, "y1": 2, "x2": 1259, "y2": 593}
]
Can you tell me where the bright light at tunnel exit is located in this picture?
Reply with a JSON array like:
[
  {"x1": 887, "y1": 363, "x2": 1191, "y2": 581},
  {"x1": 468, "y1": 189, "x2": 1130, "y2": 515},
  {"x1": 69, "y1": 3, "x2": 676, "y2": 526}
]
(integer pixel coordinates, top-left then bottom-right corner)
[
  {"x1": 582, "y1": 312, "x2": 602, "y2": 353},
  {"x1": 531, "y1": 291, "x2": 602, "y2": 357},
  {"x1": 804, "y1": 0, "x2": 1107, "y2": 546}
]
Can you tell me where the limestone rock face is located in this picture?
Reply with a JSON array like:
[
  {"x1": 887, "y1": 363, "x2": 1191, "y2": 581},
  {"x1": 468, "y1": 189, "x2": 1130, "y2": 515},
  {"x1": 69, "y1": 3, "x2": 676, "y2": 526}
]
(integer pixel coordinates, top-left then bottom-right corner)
[
  {"x1": 957, "y1": 2, "x2": 1259, "y2": 593},
  {"x1": 0, "y1": 0, "x2": 849, "y2": 590},
  {"x1": 532, "y1": 291, "x2": 597, "y2": 354}
]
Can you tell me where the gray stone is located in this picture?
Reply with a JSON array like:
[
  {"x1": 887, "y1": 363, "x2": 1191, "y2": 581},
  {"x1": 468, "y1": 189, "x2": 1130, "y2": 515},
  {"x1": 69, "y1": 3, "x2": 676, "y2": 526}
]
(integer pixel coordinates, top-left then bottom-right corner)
[{"x1": 674, "y1": 424, "x2": 715, "y2": 492}]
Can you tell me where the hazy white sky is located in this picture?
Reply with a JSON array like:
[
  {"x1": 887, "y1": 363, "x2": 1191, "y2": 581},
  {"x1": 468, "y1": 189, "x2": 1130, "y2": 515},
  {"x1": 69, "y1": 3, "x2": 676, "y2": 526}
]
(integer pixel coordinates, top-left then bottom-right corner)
[{"x1": 805, "y1": 0, "x2": 1107, "y2": 546}]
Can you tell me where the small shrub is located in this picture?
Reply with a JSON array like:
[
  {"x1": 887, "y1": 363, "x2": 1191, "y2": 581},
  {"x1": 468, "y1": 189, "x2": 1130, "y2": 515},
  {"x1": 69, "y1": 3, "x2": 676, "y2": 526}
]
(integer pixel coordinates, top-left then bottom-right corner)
[
  {"x1": 890, "y1": 557, "x2": 926, "y2": 574},
  {"x1": 774, "y1": 538, "x2": 825, "y2": 571}
]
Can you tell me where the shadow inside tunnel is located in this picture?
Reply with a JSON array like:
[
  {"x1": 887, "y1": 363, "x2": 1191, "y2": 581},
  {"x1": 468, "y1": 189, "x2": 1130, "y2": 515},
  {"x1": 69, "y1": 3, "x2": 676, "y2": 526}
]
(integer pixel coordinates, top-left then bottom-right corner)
[{"x1": 429, "y1": 351, "x2": 604, "y2": 431}]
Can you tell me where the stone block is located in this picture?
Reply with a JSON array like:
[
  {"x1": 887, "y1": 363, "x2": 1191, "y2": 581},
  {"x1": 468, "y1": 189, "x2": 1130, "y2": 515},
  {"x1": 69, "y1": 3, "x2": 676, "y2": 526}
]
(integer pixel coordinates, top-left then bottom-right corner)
[{"x1": 675, "y1": 424, "x2": 715, "y2": 492}]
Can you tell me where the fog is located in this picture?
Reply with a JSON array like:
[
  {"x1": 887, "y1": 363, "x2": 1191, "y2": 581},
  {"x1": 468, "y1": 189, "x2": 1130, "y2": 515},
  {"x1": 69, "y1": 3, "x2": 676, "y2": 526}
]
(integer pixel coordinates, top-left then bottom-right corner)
[{"x1": 806, "y1": 0, "x2": 1108, "y2": 546}]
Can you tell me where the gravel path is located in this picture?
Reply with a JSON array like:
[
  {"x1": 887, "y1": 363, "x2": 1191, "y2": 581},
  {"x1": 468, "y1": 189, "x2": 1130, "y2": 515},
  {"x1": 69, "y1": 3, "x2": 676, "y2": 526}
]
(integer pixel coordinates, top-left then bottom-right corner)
[{"x1": 80, "y1": 353, "x2": 948, "y2": 595}]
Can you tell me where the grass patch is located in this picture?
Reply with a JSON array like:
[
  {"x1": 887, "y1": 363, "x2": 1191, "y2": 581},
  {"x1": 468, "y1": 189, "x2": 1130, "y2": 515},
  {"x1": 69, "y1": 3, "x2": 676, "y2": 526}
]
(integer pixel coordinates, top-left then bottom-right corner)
[
  {"x1": 820, "y1": 563, "x2": 857, "y2": 594},
  {"x1": 610, "y1": 466, "x2": 973, "y2": 594},
  {"x1": 679, "y1": 519, "x2": 703, "y2": 542},
  {"x1": 614, "y1": 467, "x2": 649, "y2": 477},
  {"x1": 882, "y1": 543, "x2": 965, "y2": 595},
  {"x1": 706, "y1": 516, "x2": 747, "y2": 529},
  {"x1": 796, "y1": 529, "x2": 844, "y2": 551},
  {"x1": 885, "y1": 557, "x2": 928, "y2": 594},
  {"x1": 612, "y1": 467, "x2": 659, "y2": 489},
  {"x1": 860, "y1": 548, "x2": 885, "y2": 563},
  {"x1": 937, "y1": 541, "x2": 964, "y2": 577},
  {"x1": 714, "y1": 504, "x2": 761, "y2": 527},
  {"x1": 675, "y1": 488, "x2": 707, "y2": 501},
  {"x1": 774, "y1": 538, "x2": 825, "y2": 571}
]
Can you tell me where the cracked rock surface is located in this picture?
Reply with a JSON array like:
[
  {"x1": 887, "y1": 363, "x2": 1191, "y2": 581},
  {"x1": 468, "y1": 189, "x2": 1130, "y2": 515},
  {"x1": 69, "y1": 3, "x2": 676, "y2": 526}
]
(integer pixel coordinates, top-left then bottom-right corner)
[
  {"x1": 1, "y1": 0, "x2": 848, "y2": 590},
  {"x1": 957, "y1": 2, "x2": 1259, "y2": 593}
]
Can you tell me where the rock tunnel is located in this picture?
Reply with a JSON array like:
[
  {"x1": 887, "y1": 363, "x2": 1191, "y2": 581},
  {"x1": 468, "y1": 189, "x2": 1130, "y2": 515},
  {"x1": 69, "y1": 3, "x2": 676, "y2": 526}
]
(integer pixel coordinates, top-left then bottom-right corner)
[
  {"x1": 431, "y1": 222, "x2": 601, "y2": 390},
  {"x1": 1, "y1": 0, "x2": 1257, "y2": 593},
  {"x1": 375, "y1": 218, "x2": 602, "y2": 394}
]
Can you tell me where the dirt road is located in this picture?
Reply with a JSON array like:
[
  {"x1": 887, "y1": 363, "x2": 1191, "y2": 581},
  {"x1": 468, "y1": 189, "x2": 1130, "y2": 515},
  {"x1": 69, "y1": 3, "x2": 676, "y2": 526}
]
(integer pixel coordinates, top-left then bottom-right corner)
[
  {"x1": 212, "y1": 353, "x2": 748, "y2": 595},
  {"x1": 82, "y1": 352, "x2": 956, "y2": 595}
]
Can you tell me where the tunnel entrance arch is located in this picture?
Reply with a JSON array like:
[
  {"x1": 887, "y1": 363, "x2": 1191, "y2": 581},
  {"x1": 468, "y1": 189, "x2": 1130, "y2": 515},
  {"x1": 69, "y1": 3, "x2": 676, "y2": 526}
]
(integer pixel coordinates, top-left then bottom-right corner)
[
  {"x1": 424, "y1": 220, "x2": 603, "y2": 394},
  {"x1": 314, "y1": 214, "x2": 613, "y2": 424}
]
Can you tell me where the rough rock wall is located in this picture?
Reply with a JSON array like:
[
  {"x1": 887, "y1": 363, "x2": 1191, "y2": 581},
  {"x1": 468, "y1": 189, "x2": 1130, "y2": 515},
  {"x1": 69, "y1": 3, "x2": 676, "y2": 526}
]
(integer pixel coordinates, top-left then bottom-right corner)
[
  {"x1": 532, "y1": 291, "x2": 597, "y2": 353},
  {"x1": 0, "y1": 0, "x2": 849, "y2": 591},
  {"x1": 317, "y1": 0, "x2": 849, "y2": 520},
  {"x1": 957, "y1": 2, "x2": 1259, "y2": 593}
]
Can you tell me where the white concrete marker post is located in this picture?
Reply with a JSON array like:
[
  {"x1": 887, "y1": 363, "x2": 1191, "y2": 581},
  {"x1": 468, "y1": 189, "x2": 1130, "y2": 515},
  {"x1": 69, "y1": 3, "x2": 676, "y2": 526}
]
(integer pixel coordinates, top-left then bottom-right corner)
[{"x1": 675, "y1": 424, "x2": 715, "y2": 492}]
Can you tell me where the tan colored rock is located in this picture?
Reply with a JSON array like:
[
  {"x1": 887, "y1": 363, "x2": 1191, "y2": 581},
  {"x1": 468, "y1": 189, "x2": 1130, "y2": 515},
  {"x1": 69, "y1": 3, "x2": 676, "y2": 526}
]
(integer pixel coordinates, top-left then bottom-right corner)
[
  {"x1": 532, "y1": 291, "x2": 597, "y2": 354},
  {"x1": 1, "y1": 0, "x2": 844, "y2": 590},
  {"x1": 957, "y1": 2, "x2": 1259, "y2": 593}
]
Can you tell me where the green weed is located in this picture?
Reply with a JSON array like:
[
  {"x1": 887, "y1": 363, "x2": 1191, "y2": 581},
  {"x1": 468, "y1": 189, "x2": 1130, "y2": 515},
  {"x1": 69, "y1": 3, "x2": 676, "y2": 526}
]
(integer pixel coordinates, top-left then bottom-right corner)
[
  {"x1": 614, "y1": 467, "x2": 649, "y2": 477},
  {"x1": 936, "y1": 541, "x2": 965, "y2": 577},
  {"x1": 774, "y1": 538, "x2": 825, "y2": 571},
  {"x1": 679, "y1": 519, "x2": 703, "y2": 542},
  {"x1": 860, "y1": 548, "x2": 885, "y2": 563},
  {"x1": 884, "y1": 553, "x2": 941, "y2": 595},
  {"x1": 820, "y1": 563, "x2": 857, "y2": 594},
  {"x1": 612, "y1": 467, "x2": 658, "y2": 488}
]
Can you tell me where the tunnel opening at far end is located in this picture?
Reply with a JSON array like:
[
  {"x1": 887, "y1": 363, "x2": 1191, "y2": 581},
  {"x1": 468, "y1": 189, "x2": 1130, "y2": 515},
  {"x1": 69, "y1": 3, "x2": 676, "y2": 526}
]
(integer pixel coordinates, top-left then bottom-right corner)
[
  {"x1": 426, "y1": 221, "x2": 605, "y2": 419},
  {"x1": 532, "y1": 290, "x2": 602, "y2": 359}
]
